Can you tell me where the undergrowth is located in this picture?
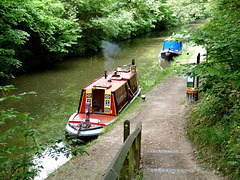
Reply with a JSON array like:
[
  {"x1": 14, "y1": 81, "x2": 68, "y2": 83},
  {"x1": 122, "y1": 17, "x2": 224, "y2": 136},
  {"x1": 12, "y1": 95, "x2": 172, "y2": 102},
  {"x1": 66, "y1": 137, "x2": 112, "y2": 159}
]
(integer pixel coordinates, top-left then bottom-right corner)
[{"x1": 186, "y1": 83, "x2": 240, "y2": 179}]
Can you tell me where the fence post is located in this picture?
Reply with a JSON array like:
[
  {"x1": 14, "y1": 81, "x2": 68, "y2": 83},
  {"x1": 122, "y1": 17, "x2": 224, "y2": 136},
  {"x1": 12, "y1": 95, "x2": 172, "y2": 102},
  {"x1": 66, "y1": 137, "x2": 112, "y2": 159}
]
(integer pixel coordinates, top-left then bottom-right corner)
[
  {"x1": 120, "y1": 120, "x2": 131, "y2": 180},
  {"x1": 135, "y1": 129, "x2": 141, "y2": 170},
  {"x1": 103, "y1": 121, "x2": 142, "y2": 180},
  {"x1": 196, "y1": 53, "x2": 200, "y2": 88}
]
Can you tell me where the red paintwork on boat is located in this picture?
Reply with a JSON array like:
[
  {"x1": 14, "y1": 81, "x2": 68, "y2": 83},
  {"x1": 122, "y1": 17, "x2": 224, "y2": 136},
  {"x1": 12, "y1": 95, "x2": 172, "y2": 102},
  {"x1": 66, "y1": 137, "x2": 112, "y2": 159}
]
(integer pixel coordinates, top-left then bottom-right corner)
[
  {"x1": 110, "y1": 94, "x2": 116, "y2": 116},
  {"x1": 69, "y1": 113, "x2": 116, "y2": 125}
]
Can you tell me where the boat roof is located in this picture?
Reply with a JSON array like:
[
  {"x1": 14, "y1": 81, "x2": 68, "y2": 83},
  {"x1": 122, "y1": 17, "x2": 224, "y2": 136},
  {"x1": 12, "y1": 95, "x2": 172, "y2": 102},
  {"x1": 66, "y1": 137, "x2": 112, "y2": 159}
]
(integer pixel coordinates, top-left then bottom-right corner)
[
  {"x1": 83, "y1": 67, "x2": 135, "y2": 92},
  {"x1": 163, "y1": 40, "x2": 182, "y2": 50}
]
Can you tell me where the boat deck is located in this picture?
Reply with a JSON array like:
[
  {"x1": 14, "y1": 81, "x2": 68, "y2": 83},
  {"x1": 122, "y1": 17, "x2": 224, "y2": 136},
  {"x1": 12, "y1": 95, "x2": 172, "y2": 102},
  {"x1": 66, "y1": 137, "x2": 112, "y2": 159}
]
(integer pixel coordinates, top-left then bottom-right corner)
[{"x1": 69, "y1": 113, "x2": 116, "y2": 125}]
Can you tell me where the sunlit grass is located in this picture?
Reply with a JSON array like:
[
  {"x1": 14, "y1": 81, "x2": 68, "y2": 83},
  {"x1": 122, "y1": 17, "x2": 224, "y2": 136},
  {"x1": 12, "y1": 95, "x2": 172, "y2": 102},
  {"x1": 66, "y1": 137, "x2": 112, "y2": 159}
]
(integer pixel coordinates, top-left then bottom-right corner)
[{"x1": 139, "y1": 46, "x2": 197, "y2": 94}]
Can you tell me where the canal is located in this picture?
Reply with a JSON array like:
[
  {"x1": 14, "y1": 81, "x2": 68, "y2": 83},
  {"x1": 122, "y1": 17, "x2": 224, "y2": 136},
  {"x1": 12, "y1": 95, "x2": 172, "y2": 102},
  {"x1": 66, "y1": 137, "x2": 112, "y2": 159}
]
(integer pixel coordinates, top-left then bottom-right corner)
[{"x1": 0, "y1": 20, "x2": 204, "y2": 178}]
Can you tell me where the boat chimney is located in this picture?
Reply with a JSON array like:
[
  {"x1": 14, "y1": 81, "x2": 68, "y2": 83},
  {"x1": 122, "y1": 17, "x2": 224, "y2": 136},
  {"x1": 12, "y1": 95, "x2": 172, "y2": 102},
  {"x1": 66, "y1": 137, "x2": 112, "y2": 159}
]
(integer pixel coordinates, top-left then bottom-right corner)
[
  {"x1": 132, "y1": 59, "x2": 135, "y2": 65},
  {"x1": 85, "y1": 102, "x2": 90, "y2": 122},
  {"x1": 105, "y1": 71, "x2": 107, "y2": 79},
  {"x1": 131, "y1": 59, "x2": 136, "y2": 73}
]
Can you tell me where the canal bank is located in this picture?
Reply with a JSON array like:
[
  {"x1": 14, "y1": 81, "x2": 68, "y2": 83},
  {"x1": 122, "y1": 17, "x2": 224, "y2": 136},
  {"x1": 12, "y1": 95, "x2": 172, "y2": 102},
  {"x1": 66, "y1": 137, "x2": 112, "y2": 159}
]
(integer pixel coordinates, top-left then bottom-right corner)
[{"x1": 46, "y1": 46, "x2": 223, "y2": 180}]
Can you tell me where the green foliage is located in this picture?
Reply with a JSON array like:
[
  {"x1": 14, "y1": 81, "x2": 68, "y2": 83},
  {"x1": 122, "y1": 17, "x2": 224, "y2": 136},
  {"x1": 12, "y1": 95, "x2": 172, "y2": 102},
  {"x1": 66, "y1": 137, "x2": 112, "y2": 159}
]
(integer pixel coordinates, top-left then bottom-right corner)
[
  {"x1": 167, "y1": 0, "x2": 209, "y2": 24},
  {"x1": 0, "y1": 0, "x2": 208, "y2": 78},
  {"x1": 182, "y1": 0, "x2": 240, "y2": 178},
  {"x1": 132, "y1": 168, "x2": 143, "y2": 180},
  {"x1": 187, "y1": 87, "x2": 240, "y2": 178},
  {"x1": 0, "y1": 86, "x2": 87, "y2": 179},
  {"x1": 0, "y1": 0, "x2": 80, "y2": 77}
]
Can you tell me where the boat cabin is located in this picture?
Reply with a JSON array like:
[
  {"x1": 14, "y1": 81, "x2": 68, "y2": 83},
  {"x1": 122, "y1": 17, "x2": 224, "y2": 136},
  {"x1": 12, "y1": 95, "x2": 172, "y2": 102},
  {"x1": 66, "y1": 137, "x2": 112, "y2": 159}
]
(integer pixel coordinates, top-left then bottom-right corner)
[{"x1": 77, "y1": 65, "x2": 139, "y2": 116}]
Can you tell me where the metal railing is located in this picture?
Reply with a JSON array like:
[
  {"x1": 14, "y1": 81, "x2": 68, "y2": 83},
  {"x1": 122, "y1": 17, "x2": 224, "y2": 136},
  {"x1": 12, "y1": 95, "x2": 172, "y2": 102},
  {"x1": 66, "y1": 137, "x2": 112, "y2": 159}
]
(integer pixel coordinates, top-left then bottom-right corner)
[{"x1": 102, "y1": 120, "x2": 142, "y2": 180}]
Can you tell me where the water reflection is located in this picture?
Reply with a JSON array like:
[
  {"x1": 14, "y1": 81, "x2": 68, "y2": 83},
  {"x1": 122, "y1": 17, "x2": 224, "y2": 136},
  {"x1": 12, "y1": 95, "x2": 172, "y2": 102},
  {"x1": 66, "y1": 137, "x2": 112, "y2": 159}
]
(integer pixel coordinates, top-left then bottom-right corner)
[{"x1": 33, "y1": 142, "x2": 72, "y2": 180}]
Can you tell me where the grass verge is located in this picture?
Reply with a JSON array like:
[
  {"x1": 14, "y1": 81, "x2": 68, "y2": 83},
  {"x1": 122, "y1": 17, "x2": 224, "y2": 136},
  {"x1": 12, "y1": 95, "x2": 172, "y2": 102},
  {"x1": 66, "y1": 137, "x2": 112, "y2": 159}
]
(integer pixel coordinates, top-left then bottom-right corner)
[{"x1": 186, "y1": 90, "x2": 240, "y2": 179}]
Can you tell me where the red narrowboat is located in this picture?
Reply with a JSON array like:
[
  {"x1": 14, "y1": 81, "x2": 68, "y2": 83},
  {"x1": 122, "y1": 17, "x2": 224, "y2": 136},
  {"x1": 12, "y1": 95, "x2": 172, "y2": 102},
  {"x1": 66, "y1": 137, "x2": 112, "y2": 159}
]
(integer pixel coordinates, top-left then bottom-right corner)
[{"x1": 65, "y1": 59, "x2": 141, "y2": 138}]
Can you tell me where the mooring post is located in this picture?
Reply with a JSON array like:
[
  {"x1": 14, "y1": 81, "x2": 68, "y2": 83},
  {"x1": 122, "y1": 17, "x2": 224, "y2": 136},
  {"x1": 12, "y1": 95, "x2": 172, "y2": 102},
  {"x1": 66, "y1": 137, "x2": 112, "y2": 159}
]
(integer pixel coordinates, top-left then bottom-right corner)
[
  {"x1": 196, "y1": 53, "x2": 200, "y2": 88},
  {"x1": 124, "y1": 120, "x2": 130, "y2": 142}
]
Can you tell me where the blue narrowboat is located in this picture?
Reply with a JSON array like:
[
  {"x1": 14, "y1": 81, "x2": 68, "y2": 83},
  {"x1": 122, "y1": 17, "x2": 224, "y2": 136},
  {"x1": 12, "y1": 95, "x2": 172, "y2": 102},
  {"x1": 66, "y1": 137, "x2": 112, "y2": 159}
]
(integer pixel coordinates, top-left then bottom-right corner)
[{"x1": 160, "y1": 39, "x2": 182, "y2": 60}]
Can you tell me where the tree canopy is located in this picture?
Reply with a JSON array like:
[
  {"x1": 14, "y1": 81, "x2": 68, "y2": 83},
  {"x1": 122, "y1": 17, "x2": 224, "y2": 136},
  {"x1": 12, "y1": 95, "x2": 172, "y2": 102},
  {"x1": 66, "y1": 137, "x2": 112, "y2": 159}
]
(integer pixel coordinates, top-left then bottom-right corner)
[{"x1": 0, "y1": 0, "x2": 207, "y2": 78}]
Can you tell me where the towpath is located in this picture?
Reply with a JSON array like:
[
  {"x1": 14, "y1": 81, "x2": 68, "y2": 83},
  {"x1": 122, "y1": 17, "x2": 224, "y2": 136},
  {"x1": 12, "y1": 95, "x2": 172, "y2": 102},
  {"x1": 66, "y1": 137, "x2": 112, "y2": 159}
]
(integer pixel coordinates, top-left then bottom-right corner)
[{"x1": 47, "y1": 48, "x2": 223, "y2": 180}]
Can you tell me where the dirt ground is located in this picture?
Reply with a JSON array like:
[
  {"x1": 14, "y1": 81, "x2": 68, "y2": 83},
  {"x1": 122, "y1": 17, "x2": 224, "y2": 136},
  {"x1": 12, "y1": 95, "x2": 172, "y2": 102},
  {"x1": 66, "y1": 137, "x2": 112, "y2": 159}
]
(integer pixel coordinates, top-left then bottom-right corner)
[{"x1": 47, "y1": 49, "x2": 224, "y2": 180}]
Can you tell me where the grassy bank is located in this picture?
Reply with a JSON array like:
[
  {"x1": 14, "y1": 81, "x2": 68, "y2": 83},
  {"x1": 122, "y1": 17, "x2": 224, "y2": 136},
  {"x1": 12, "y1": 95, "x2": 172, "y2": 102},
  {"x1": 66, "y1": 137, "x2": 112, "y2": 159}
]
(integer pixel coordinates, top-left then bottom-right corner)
[{"x1": 186, "y1": 86, "x2": 240, "y2": 179}]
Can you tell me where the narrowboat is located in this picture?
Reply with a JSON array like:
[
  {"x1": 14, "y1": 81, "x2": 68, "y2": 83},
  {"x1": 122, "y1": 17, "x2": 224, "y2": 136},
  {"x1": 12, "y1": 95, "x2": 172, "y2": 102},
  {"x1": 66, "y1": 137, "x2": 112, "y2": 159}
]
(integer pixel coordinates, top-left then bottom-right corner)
[
  {"x1": 160, "y1": 38, "x2": 182, "y2": 60},
  {"x1": 65, "y1": 59, "x2": 141, "y2": 139}
]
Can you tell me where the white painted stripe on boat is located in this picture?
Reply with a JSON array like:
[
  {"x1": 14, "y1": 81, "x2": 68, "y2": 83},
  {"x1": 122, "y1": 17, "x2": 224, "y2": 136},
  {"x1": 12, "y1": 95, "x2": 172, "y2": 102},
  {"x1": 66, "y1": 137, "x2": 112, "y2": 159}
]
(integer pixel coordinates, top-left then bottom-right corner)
[
  {"x1": 146, "y1": 168, "x2": 195, "y2": 173},
  {"x1": 146, "y1": 150, "x2": 179, "y2": 153}
]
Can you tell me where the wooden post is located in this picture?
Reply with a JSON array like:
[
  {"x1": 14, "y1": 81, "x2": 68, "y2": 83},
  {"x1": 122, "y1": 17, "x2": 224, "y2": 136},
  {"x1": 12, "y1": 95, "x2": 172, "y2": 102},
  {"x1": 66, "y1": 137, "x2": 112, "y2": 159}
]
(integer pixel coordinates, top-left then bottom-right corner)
[
  {"x1": 121, "y1": 120, "x2": 130, "y2": 180},
  {"x1": 129, "y1": 143, "x2": 135, "y2": 176},
  {"x1": 124, "y1": 120, "x2": 130, "y2": 142},
  {"x1": 196, "y1": 53, "x2": 200, "y2": 88}
]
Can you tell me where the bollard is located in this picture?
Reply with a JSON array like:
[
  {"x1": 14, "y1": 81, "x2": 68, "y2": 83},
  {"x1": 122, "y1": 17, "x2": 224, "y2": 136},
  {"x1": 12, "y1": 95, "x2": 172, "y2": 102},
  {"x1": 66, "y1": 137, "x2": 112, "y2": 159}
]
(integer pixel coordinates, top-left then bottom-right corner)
[
  {"x1": 186, "y1": 88, "x2": 198, "y2": 103},
  {"x1": 124, "y1": 120, "x2": 130, "y2": 142},
  {"x1": 196, "y1": 53, "x2": 200, "y2": 88}
]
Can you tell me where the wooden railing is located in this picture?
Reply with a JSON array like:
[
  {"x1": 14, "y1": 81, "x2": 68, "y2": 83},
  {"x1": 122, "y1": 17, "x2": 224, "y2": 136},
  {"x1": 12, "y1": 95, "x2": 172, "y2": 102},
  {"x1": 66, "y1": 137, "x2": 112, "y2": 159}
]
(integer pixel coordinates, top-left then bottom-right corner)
[{"x1": 102, "y1": 120, "x2": 142, "y2": 180}]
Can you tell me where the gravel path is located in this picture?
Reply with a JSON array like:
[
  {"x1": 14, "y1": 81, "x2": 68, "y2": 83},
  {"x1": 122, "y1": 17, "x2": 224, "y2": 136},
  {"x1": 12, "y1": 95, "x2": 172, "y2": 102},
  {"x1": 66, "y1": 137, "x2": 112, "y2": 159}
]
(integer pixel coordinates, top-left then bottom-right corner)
[{"x1": 47, "y1": 49, "x2": 223, "y2": 180}]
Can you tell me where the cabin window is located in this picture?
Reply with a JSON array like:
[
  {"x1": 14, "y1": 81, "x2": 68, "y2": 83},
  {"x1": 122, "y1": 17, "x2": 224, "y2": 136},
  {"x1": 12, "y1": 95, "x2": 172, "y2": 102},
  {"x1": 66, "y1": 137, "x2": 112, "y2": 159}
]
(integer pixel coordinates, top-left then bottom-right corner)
[
  {"x1": 105, "y1": 100, "x2": 110, "y2": 106},
  {"x1": 105, "y1": 94, "x2": 110, "y2": 99},
  {"x1": 105, "y1": 108, "x2": 110, "y2": 112},
  {"x1": 87, "y1": 99, "x2": 91, "y2": 103}
]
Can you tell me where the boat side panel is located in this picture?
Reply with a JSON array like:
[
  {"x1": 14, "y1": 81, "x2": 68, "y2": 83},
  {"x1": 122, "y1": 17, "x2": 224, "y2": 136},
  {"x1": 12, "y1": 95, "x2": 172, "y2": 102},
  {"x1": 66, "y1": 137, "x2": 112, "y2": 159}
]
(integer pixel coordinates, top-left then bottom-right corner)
[
  {"x1": 115, "y1": 83, "x2": 129, "y2": 113},
  {"x1": 77, "y1": 90, "x2": 84, "y2": 113},
  {"x1": 129, "y1": 73, "x2": 138, "y2": 94},
  {"x1": 110, "y1": 93, "x2": 116, "y2": 116},
  {"x1": 79, "y1": 91, "x2": 86, "y2": 113}
]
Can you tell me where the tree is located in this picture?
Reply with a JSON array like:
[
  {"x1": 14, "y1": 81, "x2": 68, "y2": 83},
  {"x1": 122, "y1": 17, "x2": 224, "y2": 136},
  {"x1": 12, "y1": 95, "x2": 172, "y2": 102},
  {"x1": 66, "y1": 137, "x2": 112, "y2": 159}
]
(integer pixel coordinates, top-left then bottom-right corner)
[{"x1": 0, "y1": 0, "x2": 81, "y2": 77}]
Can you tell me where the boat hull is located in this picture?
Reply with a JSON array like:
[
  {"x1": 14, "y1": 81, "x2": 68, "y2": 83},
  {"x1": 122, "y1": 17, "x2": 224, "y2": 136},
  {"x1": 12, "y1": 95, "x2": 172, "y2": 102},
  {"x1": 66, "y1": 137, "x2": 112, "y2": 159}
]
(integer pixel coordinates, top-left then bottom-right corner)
[
  {"x1": 160, "y1": 49, "x2": 181, "y2": 61},
  {"x1": 65, "y1": 123, "x2": 104, "y2": 138}
]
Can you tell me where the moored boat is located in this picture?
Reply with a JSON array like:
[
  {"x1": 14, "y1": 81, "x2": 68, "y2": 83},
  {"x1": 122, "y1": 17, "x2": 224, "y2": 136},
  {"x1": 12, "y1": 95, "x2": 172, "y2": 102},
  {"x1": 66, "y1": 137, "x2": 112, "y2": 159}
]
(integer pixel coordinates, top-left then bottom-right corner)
[
  {"x1": 65, "y1": 59, "x2": 141, "y2": 139},
  {"x1": 159, "y1": 38, "x2": 182, "y2": 60}
]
